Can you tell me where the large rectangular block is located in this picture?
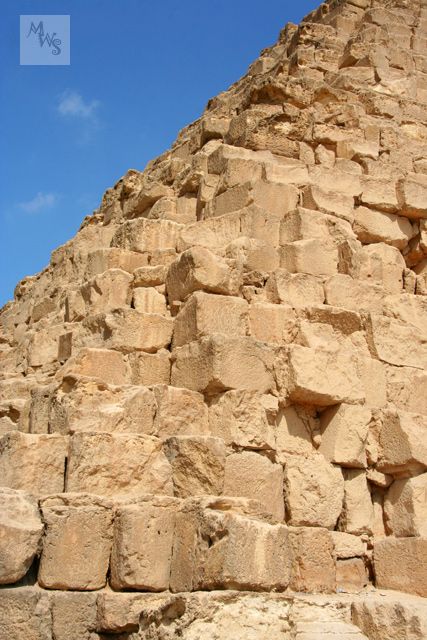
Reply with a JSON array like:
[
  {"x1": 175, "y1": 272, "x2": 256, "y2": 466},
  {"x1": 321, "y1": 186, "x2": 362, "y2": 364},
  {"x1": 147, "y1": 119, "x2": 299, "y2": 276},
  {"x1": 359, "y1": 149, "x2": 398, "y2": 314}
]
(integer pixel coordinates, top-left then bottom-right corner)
[
  {"x1": 377, "y1": 409, "x2": 427, "y2": 476},
  {"x1": 85, "y1": 248, "x2": 148, "y2": 278},
  {"x1": 367, "y1": 314, "x2": 427, "y2": 370},
  {"x1": 152, "y1": 385, "x2": 209, "y2": 438},
  {"x1": 374, "y1": 537, "x2": 427, "y2": 597},
  {"x1": 171, "y1": 335, "x2": 275, "y2": 395},
  {"x1": 280, "y1": 239, "x2": 339, "y2": 276},
  {"x1": 248, "y1": 302, "x2": 297, "y2": 345},
  {"x1": 289, "y1": 526, "x2": 336, "y2": 593},
  {"x1": 38, "y1": 494, "x2": 113, "y2": 590},
  {"x1": 266, "y1": 269, "x2": 325, "y2": 307},
  {"x1": 90, "y1": 309, "x2": 173, "y2": 354},
  {"x1": 397, "y1": 173, "x2": 427, "y2": 219},
  {"x1": 60, "y1": 348, "x2": 130, "y2": 386},
  {"x1": 384, "y1": 473, "x2": 427, "y2": 537},
  {"x1": 66, "y1": 433, "x2": 173, "y2": 497},
  {"x1": 319, "y1": 404, "x2": 371, "y2": 468},
  {"x1": 111, "y1": 218, "x2": 183, "y2": 252}
]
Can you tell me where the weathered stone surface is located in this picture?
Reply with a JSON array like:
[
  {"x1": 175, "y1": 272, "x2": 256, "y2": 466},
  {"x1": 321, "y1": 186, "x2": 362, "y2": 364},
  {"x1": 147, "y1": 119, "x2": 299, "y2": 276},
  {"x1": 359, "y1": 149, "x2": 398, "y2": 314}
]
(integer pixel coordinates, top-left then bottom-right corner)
[
  {"x1": 319, "y1": 404, "x2": 371, "y2": 468},
  {"x1": 164, "y1": 436, "x2": 226, "y2": 498},
  {"x1": 351, "y1": 591, "x2": 427, "y2": 640},
  {"x1": 38, "y1": 493, "x2": 113, "y2": 590},
  {"x1": 59, "y1": 347, "x2": 130, "y2": 385},
  {"x1": 353, "y1": 206, "x2": 413, "y2": 249},
  {"x1": 248, "y1": 302, "x2": 297, "y2": 345},
  {"x1": 0, "y1": 588, "x2": 52, "y2": 640},
  {"x1": 133, "y1": 287, "x2": 167, "y2": 315},
  {"x1": 66, "y1": 433, "x2": 173, "y2": 497},
  {"x1": 397, "y1": 173, "x2": 427, "y2": 219},
  {"x1": 276, "y1": 405, "x2": 316, "y2": 458},
  {"x1": 289, "y1": 526, "x2": 336, "y2": 593},
  {"x1": 340, "y1": 470, "x2": 374, "y2": 536},
  {"x1": 153, "y1": 384, "x2": 209, "y2": 437},
  {"x1": 374, "y1": 537, "x2": 427, "y2": 597},
  {"x1": 51, "y1": 591, "x2": 98, "y2": 640},
  {"x1": 224, "y1": 451, "x2": 284, "y2": 521},
  {"x1": 284, "y1": 454, "x2": 344, "y2": 529},
  {"x1": 331, "y1": 531, "x2": 365, "y2": 559},
  {"x1": 128, "y1": 349, "x2": 171, "y2": 385},
  {"x1": 0, "y1": 488, "x2": 43, "y2": 584},
  {"x1": 172, "y1": 335, "x2": 274, "y2": 395},
  {"x1": 336, "y1": 558, "x2": 368, "y2": 593},
  {"x1": 266, "y1": 269, "x2": 324, "y2": 307},
  {"x1": 111, "y1": 218, "x2": 183, "y2": 252},
  {"x1": 0, "y1": 432, "x2": 67, "y2": 495},
  {"x1": 110, "y1": 497, "x2": 179, "y2": 591},
  {"x1": 377, "y1": 409, "x2": 427, "y2": 476},
  {"x1": 384, "y1": 473, "x2": 427, "y2": 537},
  {"x1": 97, "y1": 309, "x2": 173, "y2": 353}
]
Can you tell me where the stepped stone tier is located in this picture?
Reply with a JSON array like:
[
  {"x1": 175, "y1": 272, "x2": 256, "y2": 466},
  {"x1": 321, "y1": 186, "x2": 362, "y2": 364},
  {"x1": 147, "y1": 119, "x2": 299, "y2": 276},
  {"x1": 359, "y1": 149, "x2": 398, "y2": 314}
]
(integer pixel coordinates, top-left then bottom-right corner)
[{"x1": 1, "y1": 0, "x2": 427, "y2": 637}]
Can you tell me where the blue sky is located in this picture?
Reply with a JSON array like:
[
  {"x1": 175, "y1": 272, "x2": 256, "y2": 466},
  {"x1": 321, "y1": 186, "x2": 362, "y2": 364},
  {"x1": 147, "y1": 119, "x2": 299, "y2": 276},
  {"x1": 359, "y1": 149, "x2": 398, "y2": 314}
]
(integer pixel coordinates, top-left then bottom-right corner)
[{"x1": 0, "y1": 0, "x2": 318, "y2": 307}]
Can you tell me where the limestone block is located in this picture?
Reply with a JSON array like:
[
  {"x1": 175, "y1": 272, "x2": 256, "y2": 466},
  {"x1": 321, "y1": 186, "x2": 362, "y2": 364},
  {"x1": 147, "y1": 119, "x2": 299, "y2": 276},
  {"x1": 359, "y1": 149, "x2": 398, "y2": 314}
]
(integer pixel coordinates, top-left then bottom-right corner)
[
  {"x1": 171, "y1": 335, "x2": 275, "y2": 395},
  {"x1": 0, "y1": 488, "x2": 43, "y2": 584},
  {"x1": 377, "y1": 409, "x2": 427, "y2": 476},
  {"x1": 336, "y1": 558, "x2": 368, "y2": 593},
  {"x1": 248, "y1": 302, "x2": 297, "y2": 345},
  {"x1": 166, "y1": 246, "x2": 243, "y2": 303},
  {"x1": 284, "y1": 453, "x2": 344, "y2": 529},
  {"x1": 133, "y1": 287, "x2": 167, "y2": 315},
  {"x1": 360, "y1": 177, "x2": 398, "y2": 213},
  {"x1": 27, "y1": 324, "x2": 68, "y2": 368},
  {"x1": 384, "y1": 473, "x2": 427, "y2": 537},
  {"x1": 276, "y1": 405, "x2": 316, "y2": 458},
  {"x1": 302, "y1": 184, "x2": 355, "y2": 224},
  {"x1": 225, "y1": 236, "x2": 280, "y2": 273},
  {"x1": 38, "y1": 493, "x2": 113, "y2": 590},
  {"x1": 325, "y1": 274, "x2": 385, "y2": 313},
  {"x1": 0, "y1": 588, "x2": 52, "y2": 640},
  {"x1": 178, "y1": 211, "x2": 242, "y2": 253},
  {"x1": 133, "y1": 264, "x2": 167, "y2": 287},
  {"x1": 397, "y1": 173, "x2": 427, "y2": 219},
  {"x1": 164, "y1": 436, "x2": 226, "y2": 498},
  {"x1": 59, "y1": 348, "x2": 130, "y2": 385},
  {"x1": 111, "y1": 218, "x2": 183, "y2": 252},
  {"x1": 309, "y1": 165, "x2": 362, "y2": 197},
  {"x1": 374, "y1": 537, "x2": 427, "y2": 597},
  {"x1": 152, "y1": 385, "x2": 209, "y2": 438},
  {"x1": 382, "y1": 293, "x2": 427, "y2": 338},
  {"x1": 263, "y1": 157, "x2": 309, "y2": 185},
  {"x1": 353, "y1": 206, "x2": 413, "y2": 249},
  {"x1": 351, "y1": 591, "x2": 427, "y2": 640},
  {"x1": 280, "y1": 207, "x2": 354, "y2": 247},
  {"x1": 110, "y1": 497, "x2": 179, "y2": 591},
  {"x1": 96, "y1": 592, "x2": 161, "y2": 634},
  {"x1": 331, "y1": 531, "x2": 365, "y2": 559},
  {"x1": 277, "y1": 344, "x2": 364, "y2": 406},
  {"x1": 340, "y1": 470, "x2": 374, "y2": 535},
  {"x1": 78, "y1": 269, "x2": 132, "y2": 316},
  {"x1": 336, "y1": 140, "x2": 379, "y2": 161},
  {"x1": 208, "y1": 390, "x2": 277, "y2": 450},
  {"x1": 224, "y1": 451, "x2": 284, "y2": 521},
  {"x1": 100, "y1": 309, "x2": 173, "y2": 354},
  {"x1": 0, "y1": 432, "x2": 67, "y2": 495},
  {"x1": 358, "y1": 243, "x2": 405, "y2": 294},
  {"x1": 86, "y1": 248, "x2": 148, "y2": 278},
  {"x1": 265, "y1": 269, "x2": 325, "y2": 307},
  {"x1": 128, "y1": 349, "x2": 171, "y2": 385},
  {"x1": 359, "y1": 356, "x2": 387, "y2": 409},
  {"x1": 280, "y1": 239, "x2": 339, "y2": 277},
  {"x1": 319, "y1": 404, "x2": 371, "y2": 468},
  {"x1": 50, "y1": 591, "x2": 98, "y2": 640},
  {"x1": 66, "y1": 433, "x2": 173, "y2": 497},
  {"x1": 170, "y1": 502, "x2": 291, "y2": 592},
  {"x1": 172, "y1": 292, "x2": 248, "y2": 348},
  {"x1": 50, "y1": 377, "x2": 156, "y2": 435},
  {"x1": 367, "y1": 314, "x2": 427, "y2": 369},
  {"x1": 386, "y1": 365, "x2": 427, "y2": 415},
  {"x1": 288, "y1": 526, "x2": 336, "y2": 593}
]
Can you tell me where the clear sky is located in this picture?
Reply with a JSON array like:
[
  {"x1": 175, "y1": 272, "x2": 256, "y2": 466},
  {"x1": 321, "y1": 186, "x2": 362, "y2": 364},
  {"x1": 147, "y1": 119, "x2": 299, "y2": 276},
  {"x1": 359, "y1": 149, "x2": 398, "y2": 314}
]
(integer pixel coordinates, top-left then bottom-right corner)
[{"x1": 0, "y1": 0, "x2": 319, "y2": 307}]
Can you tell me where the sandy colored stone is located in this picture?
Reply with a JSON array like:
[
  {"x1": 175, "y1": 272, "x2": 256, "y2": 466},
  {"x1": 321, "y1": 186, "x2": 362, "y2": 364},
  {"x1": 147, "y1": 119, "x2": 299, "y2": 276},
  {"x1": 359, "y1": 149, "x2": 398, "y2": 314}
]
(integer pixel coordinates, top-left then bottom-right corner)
[
  {"x1": 59, "y1": 347, "x2": 130, "y2": 385},
  {"x1": 367, "y1": 314, "x2": 427, "y2": 370},
  {"x1": 319, "y1": 404, "x2": 371, "y2": 468},
  {"x1": 0, "y1": 588, "x2": 52, "y2": 640},
  {"x1": 377, "y1": 409, "x2": 427, "y2": 476},
  {"x1": 50, "y1": 591, "x2": 98, "y2": 640},
  {"x1": 374, "y1": 537, "x2": 427, "y2": 597},
  {"x1": 98, "y1": 309, "x2": 173, "y2": 353},
  {"x1": 111, "y1": 218, "x2": 183, "y2": 252},
  {"x1": 38, "y1": 493, "x2": 113, "y2": 590},
  {"x1": 0, "y1": 432, "x2": 67, "y2": 495},
  {"x1": 166, "y1": 246, "x2": 242, "y2": 303},
  {"x1": 223, "y1": 451, "x2": 284, "y2": 521},
  {"x1": 152, "y1": 384, "x2": 209, "y2": 438},
  {"x1": 208, "y1": 390, "x2": 277, "y2": 450},
  {"x1": 351, "y1": 591, "x2": 427, "y2": 640},
  {"x1": 336, "y1": 558, "x2": 368, "y2": 593},
  {"x1": 77, "y1": 268, "x2": 132, "y2": 316},
  {"x1": 358, "y1": 243, "x2": 405, "y2": 295},
  {"x1": 110, "y1": 497, "x2": 179, "y2": 591},
  {"x1": 265, "y1": 269, "x2": 324, "y2": 307},
  {"x1": 276, "y1": 405, "x2": 316, "y2": 458},
  {"x1": 128, "y1": 349, "x2": 171, "y2": 385},
  {"x1": 302, "y1": 184, "x2": 355, "y2": 223},
  {"x1": 384, "y1": 473, "x2": 427, "y2": 537},
  {"x1": 359, "y1": 176, "x2": 399, "y2": 213},
  {"x1": 86, "y1": 247, "x2": 148, "y2": 277},
  {"x1": 172, "y1": 291, "x2": 248, "y2": 348},
  {"x1": 324, "y1": 274, "x2": 385, "y2": 313},
  {"x1": 284, "y1": 453, "x2": 344, "y2": 529},
  {"x1": 66, "y1": 432, "x2": 173, "y2": 497},
  {"x1": 353, "y1": 206, "x2": 413, "y2": 249},
  {"x1": 280, "y1": 239, "x2": 339, "y2": 277},
  {"x1": 172, "y1": 335, "x2": 274, "y2": 395},
  {"x1": 164, "y1": 436, "x2": 226, "y2": 498},
  {"x1": 248, "y1": 302, "x2": 297, "y2": 345},
  {"x1": 133, "y1": 287, "x2": 167, "y2": 315},
  {"x1": 0, "y1": 488, "x2": 43, "y2": 584},
  {"x1": 331, "y1": 531, "x2": 365, "y2": 559},
  {"x1": 289, "y1": 526, "x2": 336, "y2": 593},
  {"x1": 340, "y1": 470, "x2": 374, "y2": 536},
  {"x1": 397, "y1": 172, "x2": 427, "y2": 219}
]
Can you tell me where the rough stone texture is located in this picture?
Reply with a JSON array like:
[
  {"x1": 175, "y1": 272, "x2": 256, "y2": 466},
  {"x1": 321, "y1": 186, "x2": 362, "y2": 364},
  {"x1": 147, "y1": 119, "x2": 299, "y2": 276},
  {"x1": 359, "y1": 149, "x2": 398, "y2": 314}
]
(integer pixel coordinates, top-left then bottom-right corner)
[
  {"x1": 384, "y1": 473, "x2": 427, "y2": 537},
  {"x1": 374, "y1": 537, "x2": 427, "y2": 598},
  {"x1": 0, "y1": 487, "x2": 43, "y2": 584},
  {"x1": 289, "y1": 526, "x2": 336, "y2": 593}
]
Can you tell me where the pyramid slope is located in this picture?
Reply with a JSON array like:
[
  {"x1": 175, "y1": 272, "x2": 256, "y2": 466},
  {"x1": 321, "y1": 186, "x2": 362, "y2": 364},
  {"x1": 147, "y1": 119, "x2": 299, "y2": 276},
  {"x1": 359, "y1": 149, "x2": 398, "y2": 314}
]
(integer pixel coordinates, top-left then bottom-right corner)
[{"x1": 1, "y1": 0, "x2": 427, "y2": 637}]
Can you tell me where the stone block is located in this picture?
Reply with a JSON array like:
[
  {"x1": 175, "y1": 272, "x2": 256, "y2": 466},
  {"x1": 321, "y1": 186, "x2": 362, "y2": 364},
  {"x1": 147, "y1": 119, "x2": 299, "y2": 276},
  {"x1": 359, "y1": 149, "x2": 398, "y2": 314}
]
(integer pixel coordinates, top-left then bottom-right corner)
[
  {"x1": 367, "y1": 314, "x2": 427, "y2": 369},
  {"x1": 276, "y1": 405, "x2": 316, "y2": 458},
  {"x1": 51, "y1": 591, "x2": 98, "y2": 640},
  {"x1": 0, "y1": 588, "x2": 52, "y2": 639},
  {"x1": 208, "y1": 390, "x2": 277, "y2": 450},
  {"x1": 224, "y1": 451, "x2": 284, "y2": 521},
  {"x1": 225, "y1": 236, "x2": 280, "y2": 272},
  {"x1": 284, "y1": 453, "x2": 344, "y2": 529},
  {"x1": 152, "y1": 385, "x2": 209, "y2": 438},
  {"x1": 111, "y1": 218, "x2": 183, "y2": 252},
  {"x1": 336, "y1": 558, "x2": 368, "y2": 593},
  {"x1": 78, "y1": 269, "x2": 133, "y2": 316},
  {"x1": 331, "y1": 531, "x2": 365, "y2": 559},
  {"x1": 351, "y1": 591, "x2": 427, "y2": 640},
  {"x1": 133, "y1": 287, "x2": 167, "y2": 315},
  {"x1": 110, "y1": 497, "x2": 179, "y2": 591},
  {"x1": 133, "y1": 264, "x2": 167, "y2": 287},
  {"x1": 266, "y1": 269, "x2": 325, "y2": 307},
  {"x1": 172, "y1": 291, "x2": 248, "y2": 348},
  {"x1": 358, "y1": 243, "x2": 405, "y2": 294},
  {"x1": 98, "y1": 309, "x2": 173, "y2": 353},
  {"x1": 377, "y1": 409, "x2": 427, "y2": 476},
  {"x1": 289, "y1": 526, "x2": 336, "y2": 593},
  {"x1": 59, "y1": 348, "x2": 130, "y2": 386},
  {"x1": 171, "y1": 335, "x2": 275, "y2": 395},
  {"x1": 38, "y1": 493, "x2": 113, "y2": 590},
  {"x1": 319, "y1": 404, "x2": 371, "y2": 468},
  {"x1": 302, "y1": 184, "x2": 355, "y2": 223},
  {"x1": 66, "y1": 433, "x2": 173, "y2": 497},
  {"x1": 0, "y1": 488, "x2": 43, "y2": 584},
  {"x1": 384, "y1": 473, "x2": 427, "y2": 537},
  {"x1": 166, "y1": 246, "x2": 243, "y2": 303},
  {"x1": 0, "y1": 432, "x2": 67, "y2": 495},
  {"x1": 170, "y1": 500, "x2": 291, "y2": 592},
  {"x1": 128, "y1": 349, "x2": 171, "y2": 385},
  {"x1": 340, "y1": 470, "x2": 374, "y2": 536},
  {"x1": 86, "y1": 248, "x2": 148, "y2": 278},
  {"x1": 325, "y1": 274, "x2": 385, "y2": 313},
  {"x1": 248, "y1": 302, "x2": 297, "y2": 345},
  {"x1": 374, "y1": 537, "x2": 427, "y2": 597},
  {"x1": 360, "y1": 177, "x2": 399, "y2": 213},
  {"x1": 353, "y1": 206, "x2": 413, "y2": 249},
  {"x1": 280, "y1": 239, "x2": 339, "y2": 277},
  {"x1": 397, "y1": 173, "x2": 427, "y2": 219}
]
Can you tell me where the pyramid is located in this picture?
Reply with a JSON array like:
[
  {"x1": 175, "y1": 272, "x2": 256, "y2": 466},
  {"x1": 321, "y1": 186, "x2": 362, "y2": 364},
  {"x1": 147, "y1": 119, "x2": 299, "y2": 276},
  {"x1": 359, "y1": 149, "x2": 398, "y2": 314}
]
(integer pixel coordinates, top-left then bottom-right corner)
[{"x1": 1, "y1": 0, "x2": 427, "y2": 637}]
